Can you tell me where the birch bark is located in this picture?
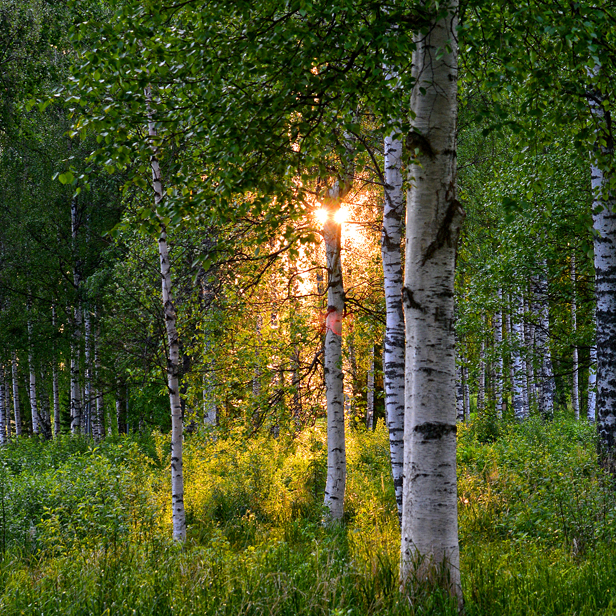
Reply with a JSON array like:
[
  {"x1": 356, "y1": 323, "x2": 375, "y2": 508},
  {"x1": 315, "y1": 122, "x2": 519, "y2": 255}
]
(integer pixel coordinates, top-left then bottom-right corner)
[
  {"x1": 0, "y1": 365, "x2": 7, "y2": 445},
  {"x1": 493, "y1": 293, "x2": 504, "y2": 418},
  {"x1": 571, "y1": 255, "x2": 580, "y2": 419},
  {"x1": 381, "y1": 121, "x2": 406, "y2": 518},
  {"x1": 322, "y1": 187, "x2": 347, "y2": 521},
  {"x1": 70, "y1": 198, "x2": 82, "y2": 434},
  {"x1": 591, "y1": 162, "x2": 616, "y2": 457},
  {"x1": 400, "y1": 2, "x2": 463, "y2": 601},
  {"x1": 534, "y1": 267, "x2": 555, "y2": 418},
  {"x1": 11, "y1": 353, "x2": 21, "y2": 437},
  {"x1": 511, "y1": 294, "x2": 527, "y2": 420},
  {"x1": 146, "y1": 85, "x2": 186, "y2": 541},
  {"x1": 52, "y1": 306, "x2": 60, "y2": 437},
  {"x1": 366, "y1": 345, "x2": 375, "y2": 430}
]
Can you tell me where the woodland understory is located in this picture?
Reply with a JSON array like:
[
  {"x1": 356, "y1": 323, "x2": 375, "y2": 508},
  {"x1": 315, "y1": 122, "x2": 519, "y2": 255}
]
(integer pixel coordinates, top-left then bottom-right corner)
[{"x1": 2, "y1": 0, "x2": 616, "y2": 614}]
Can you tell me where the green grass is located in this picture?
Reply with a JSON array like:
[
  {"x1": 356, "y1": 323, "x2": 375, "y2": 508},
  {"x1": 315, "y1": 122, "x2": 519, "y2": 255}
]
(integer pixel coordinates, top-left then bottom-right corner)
[{"x1": 0, "y1": 417, "x2": 614, "y2": 615}]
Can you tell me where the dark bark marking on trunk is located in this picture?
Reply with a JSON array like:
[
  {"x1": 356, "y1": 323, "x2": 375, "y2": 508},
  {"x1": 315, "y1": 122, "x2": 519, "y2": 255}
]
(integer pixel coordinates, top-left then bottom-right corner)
[{"x1": 413, "y1": 422, "x2": 457, "y2": 439}]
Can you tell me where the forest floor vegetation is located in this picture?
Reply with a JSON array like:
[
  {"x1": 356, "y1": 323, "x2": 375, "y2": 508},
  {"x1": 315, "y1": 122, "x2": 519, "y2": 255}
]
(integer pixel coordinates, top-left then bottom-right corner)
[{"x1": 0, "y1": 415, "x2": 615, "y2": 615}]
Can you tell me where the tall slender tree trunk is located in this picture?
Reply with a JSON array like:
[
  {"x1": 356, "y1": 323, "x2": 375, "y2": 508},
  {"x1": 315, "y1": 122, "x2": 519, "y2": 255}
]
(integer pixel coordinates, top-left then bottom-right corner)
[
  {"x1": 462, "y1": 363, "x2": 470, "y2": 421},
  {"x1": 0, "y1": 365, "x2": 7, "y2": 445},
  {"x1": 400, "y1": 2, "x2": 463, "y2": 601},
  {"x1": 477, "y1": 341, "x2": 485, "y2": 414},
  {"x1": 11, "y1": 352, "x2": 21, "y2": 437},
  {"x1": 571, "y1": 255, "x2": 580, "y2": 419},
  {"x1": 27, "y1": 317, "x2": 39, "y2": 435},
  {"x1": 494, "y1": 293, "x2": 504, "y2": 418},
  {"x1": 381, "y1": 121, "x2": 406, "y2": 519},
  {"x1": 71, "y1": 198, "x2": 82, "y2": 434},
  {"x1": 592, "y1": 161, "x2": 616, "y2": 458},
  {"x1": 534, "y1": 266, "x2": 555, "y2": 418},
  {"x1": 588, "y1": 301, "x2": 597, "y2": 422},
  {"x1": 511, "y1": 293, "x2": 527, "y2": 420},
  {"x1": 366, "y1": 345, "x2": 375, "y2": 430},
  {"x1": 146, "y1": 85, "x2": 186, "y2": 541},
  {"x1": 84, "y1": 306, "x2": 93, "y2": 435},
  {"x1": 38, "y1": 367, "x2": 51, "y2": 439},
  {"x1": 51, "y1": 306, "x2": 60, "y2": 437},
  {"x1": 322, "y1": 188, "x2": 346, "y2": 521},
  {"x1": 92, "y1": 318, "x2": 104, "y2": 440},
  {"x1": 456, "y1": 356, "x2": 464, "y2": 422}
]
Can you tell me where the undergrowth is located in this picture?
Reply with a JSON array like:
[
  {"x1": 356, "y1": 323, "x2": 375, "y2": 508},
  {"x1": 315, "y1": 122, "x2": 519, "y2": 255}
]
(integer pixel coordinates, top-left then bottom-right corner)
[{"x1": 0, "y1": 417, "x2": 614, "y2": 615}]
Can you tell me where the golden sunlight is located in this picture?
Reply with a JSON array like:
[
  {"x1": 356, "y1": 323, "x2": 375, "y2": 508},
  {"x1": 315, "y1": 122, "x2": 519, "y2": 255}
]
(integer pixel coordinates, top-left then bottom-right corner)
[
  {"x1": 334, "y1": 207, "x2": 348, "y2": 225},
  {"x1": 314, "y1": 208, "x2": 328, "y2": 226}
]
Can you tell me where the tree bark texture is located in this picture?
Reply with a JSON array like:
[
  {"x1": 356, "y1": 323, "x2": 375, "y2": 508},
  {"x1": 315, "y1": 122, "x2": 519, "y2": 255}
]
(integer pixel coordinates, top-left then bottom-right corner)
[
  {"x1": 382, "y1": 126, "x2": 406, "y2": 519},
  {"x1": 146, "y1": 85, "x2": 186, "y2": 541},
  {"x1": 400, "y1": 2, "x2": 463, "y2": 601},
  {"x1": 322, "y1": 193, "x2": 346, "y2": 521},
  {"x1": 511, "y1": 294, "x2": 527, "y2": 420},
  {"x1": 11, "y1": 353, "x2": 21, "y2": 437},
  {"x1": 592, "y1": 163, "x2": 616, "y2": 457},
  {"x1": 533, "y1": 268, "x2": 555, "y2": 418},
  {"x1": 571, "y1": 255, "x2": 580, "y2": 419}
]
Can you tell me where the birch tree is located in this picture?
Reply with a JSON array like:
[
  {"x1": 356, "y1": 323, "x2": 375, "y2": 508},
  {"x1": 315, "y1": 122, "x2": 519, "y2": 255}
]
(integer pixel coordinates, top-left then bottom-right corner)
[
  {"x1": 400, "y1": 0, "x2": 463, "y2": 601},
  {"x1": 382, "y1": 121, "x2": 406, "y2": 518}
]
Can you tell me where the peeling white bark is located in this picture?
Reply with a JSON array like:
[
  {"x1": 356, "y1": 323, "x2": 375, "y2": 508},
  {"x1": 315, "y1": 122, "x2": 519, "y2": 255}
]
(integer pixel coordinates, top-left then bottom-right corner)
[
  {"x1": 511, "y1": 294, "x2": 527, "y2": 420},
  {"x1": 400, "y1": 2, "x2": 463, "y2": 601},
  {"x1": 366, "y1": 345, "x2": 375, "y2": 430}
]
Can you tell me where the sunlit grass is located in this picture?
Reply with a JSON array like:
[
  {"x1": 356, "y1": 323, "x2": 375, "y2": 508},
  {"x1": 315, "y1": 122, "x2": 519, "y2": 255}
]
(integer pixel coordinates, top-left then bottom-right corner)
[{"x1": 0, "y1": 417, "x2": 614, "y2": 615}]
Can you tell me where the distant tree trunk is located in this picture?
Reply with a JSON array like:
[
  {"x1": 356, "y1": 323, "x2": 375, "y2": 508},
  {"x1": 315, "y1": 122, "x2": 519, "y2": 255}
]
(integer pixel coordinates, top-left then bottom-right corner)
[
  {"x1": 38, "y1": 367, "x2": 51, "y2": 439},
  {"x1": 534, "y1": 266, "x2": 555, "y2": 418},
  {"x1": 381, "y1": 124, "x2": 406, "y2": 519},
  {"x1": 146, "y1": 85, "x2": 186, "y2": 541},
  {"x1": 70, "y1": 197, "x2": 82, "y2": 434},
  {"x1": 366, "y1": 345, "x2": 375, "y2": 430},
  {"x1": 456, "y1": 357, "x2": 464, "y2": 422},
  {"x1": 92, "y1": 319, "x2": 104, "y2": 440},
  {"x1": 52, "y1": 307, "x2": 60, "y2": 437},
  {"x1": 116, "y1": 381, "x2": 127, "y2": 434},
  {"x1": 524, "y1": 295, "x2": 536, "y2": 412},
  {"x1": 84, "y1": 306, "x2": 93, "y2": 434},
  {"x1": 462, "y1": 363, "x2": 470, "y2": 421},
  {"x1": 477, "y1": 340, "x2": 485, "y2": 414},
  {"x1": 400, "y1": 2, "x2": 463, "y2": 601},
  {"x1": 571, "y1": 255, "x2": 580, "y2": 419},
  {"x1": 11, "y1": 352, "x2": 21, "y2": 437},
  {"x1": 588, "y1": 303, "x2": 597, "y2": 422},
  {"x1": 27, "y1": 317, "x2": 40, "y2": 436},
  {"x1": 0, "y1": 365, "x2": 7, "y2": 445},
  {"x1": 493, "y1": 293, "x2": 504, "y2": 418},
  {"x1": 511, "y1": 293, "x2": 527, "y2": 420}
]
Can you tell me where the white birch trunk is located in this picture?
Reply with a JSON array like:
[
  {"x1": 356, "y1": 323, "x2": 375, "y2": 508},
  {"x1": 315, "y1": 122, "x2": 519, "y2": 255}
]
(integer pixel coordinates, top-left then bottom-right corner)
[
  {"x1": 571, "y1": 255, "x2": 580, "y2": 419},
  {"x1": 456, "y1": 357, "x2": 464, "y2": 422},
  {"x1": 524, "y1": 295, "x2": 536, "y2": 412},
  {"x1": 400, "y1": 3, "x2": 463, "y2": 601},
  {"x1": 11, "y1": 352, "x2": 21, "y2": 437},
  {"x1": 533, "y1": 267, "x2": 555, "y2": 418},
  {"x1": 588, "y1": 338, "x2": 597, "y2": 422},
  {"x1": 462, "y1": 364, "x2": 470, "y2": 421},
  {"x1": 511, "y1": 294, "x2": 527, "y2": 420},
  {"x1": 592, "y1": 162, "x2": 616, "y2": 454},
  {"x1": 493, "y1": 293, "x2": 504, "y2": 418},
  {"x1": 322, "y1": 190, "x2": 346, "y2": 521},
  {"x1": 84, "y1": 306, "x2": 93, "y2": 435},
  {"x1": 366, "y1": 345, "x2": 375, "y2": 430},
  {"x1": 27, "y1": 318, "x2": 40, "y2": 435},
  {"x1": 70, "y1": 198, "x2": 82, "y2": 434},
  {"x1": 52, "y1": 306, "x2": 60, "y2": 437},
  {"x1": 93, "y1": 319, "x2": 104, "y2": 440},
  {"x1": 382, "y1": 121, "x2": 406, "y2": 518},
  {"x1": 477, "y1": 341, "x2": 485, "y2": 413},
  {"x1": 0, "y1": 364, "x2": 7, "y2": 445},
  {"x1": 146, "y1": 85, "x2": 186, "y2": 541},
  {"x1": 39, "y1": 368, "x2": 51, "y2": 439}
]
